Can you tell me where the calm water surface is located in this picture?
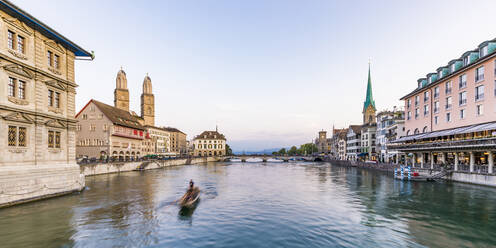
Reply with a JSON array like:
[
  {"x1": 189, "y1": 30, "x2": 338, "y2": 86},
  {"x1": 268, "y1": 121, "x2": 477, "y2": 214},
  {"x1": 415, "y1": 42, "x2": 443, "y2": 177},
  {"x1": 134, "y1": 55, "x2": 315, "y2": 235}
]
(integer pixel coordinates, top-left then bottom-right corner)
[{"x1": 1, "y1": 162, "x2": 496, "y2": 248}]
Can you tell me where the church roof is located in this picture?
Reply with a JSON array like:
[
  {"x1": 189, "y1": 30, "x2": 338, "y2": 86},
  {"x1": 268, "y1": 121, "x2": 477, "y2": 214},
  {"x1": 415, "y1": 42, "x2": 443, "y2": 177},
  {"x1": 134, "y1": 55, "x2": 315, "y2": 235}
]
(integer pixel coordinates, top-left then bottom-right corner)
[
  {"x1": 363, "y1": 64, "x2": 376, "y2": 112},
  {"x1": 85, "y1": 99, "x2": 144, "y2": 130}
]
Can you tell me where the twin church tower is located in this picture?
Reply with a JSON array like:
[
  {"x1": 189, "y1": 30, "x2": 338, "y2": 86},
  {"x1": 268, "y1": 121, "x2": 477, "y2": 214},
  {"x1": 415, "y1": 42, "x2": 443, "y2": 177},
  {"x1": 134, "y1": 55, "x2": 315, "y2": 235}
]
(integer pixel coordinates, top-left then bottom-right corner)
[{"x1": 114, "y1": 68, "x2": 155, "y2": 126}]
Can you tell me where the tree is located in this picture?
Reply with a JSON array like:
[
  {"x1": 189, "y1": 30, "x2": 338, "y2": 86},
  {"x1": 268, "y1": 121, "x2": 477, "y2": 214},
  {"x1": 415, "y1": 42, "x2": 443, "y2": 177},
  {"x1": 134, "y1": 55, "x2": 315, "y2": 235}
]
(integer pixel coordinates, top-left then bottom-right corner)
[
  {"x1": 225, "y1": 144, "x2": 233, "y2": 156},
  {"x1": 278, "y1": 148, "x2": 287, "y2": 155},
  {"x1": 300, "y1": 143, "x2": 318, "y2": 155},
  {"x1": 288, "y1": 146, "x2": 298, "y2": 156}
]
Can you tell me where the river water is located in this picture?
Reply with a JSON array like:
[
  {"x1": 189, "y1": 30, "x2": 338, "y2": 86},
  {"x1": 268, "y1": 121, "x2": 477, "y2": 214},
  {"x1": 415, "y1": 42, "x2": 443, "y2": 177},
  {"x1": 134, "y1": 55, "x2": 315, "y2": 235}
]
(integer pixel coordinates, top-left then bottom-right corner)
[{"x1": 1, "y1": 161, "x2": 496, "y2": 248}]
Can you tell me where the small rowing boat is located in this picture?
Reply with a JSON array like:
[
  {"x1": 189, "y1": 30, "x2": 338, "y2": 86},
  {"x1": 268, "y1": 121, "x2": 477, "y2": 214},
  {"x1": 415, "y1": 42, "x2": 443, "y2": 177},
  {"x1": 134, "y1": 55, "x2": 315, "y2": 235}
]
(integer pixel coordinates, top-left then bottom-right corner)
[{"x1": 179, "y1": 187, "x2": 200, "y2": 208}]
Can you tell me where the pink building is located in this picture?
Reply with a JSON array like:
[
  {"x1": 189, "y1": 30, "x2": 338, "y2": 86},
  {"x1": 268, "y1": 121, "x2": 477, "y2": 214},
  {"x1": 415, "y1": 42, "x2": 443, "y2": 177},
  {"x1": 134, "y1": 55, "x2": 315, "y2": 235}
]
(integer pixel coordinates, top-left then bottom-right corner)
[{"x1": 391, "y1": 38, "x2": 496, "y2": 174}]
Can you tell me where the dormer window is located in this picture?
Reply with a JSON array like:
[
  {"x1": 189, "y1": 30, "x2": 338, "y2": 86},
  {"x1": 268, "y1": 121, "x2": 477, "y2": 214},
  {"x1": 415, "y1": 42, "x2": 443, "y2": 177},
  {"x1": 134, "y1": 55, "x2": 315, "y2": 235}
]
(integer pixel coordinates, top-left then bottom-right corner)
[
  {"x1": 463, "y1": 56, "x2": 469, "y2": 66},
  {"x1": 480, "y1": 46, "x2": 488, "y2": 57}
]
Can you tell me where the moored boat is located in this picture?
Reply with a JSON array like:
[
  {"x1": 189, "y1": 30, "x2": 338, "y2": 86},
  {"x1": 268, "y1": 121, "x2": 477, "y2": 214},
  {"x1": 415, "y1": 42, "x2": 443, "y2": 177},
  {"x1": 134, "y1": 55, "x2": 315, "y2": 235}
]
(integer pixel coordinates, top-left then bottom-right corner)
[{"x1": 179, "y1": 187, "x2": 200, "y2": 208}]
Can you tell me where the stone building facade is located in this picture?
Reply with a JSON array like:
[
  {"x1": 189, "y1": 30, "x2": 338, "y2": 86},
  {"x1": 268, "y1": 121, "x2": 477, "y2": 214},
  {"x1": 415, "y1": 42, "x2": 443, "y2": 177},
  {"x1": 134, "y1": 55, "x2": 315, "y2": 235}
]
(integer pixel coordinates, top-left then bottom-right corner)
[
  {"x1": 192, "y1": 130, "x2": 226, "y2": 157},
  {"x1": 315, "y1": 130, "x2": 331, "y2": 154},
  {"x1": 0, "y1": 0, "x2": 92, "y2": 206},
  {"x1": 361, "y1": 64, "x2": 377, "y2": 160}
]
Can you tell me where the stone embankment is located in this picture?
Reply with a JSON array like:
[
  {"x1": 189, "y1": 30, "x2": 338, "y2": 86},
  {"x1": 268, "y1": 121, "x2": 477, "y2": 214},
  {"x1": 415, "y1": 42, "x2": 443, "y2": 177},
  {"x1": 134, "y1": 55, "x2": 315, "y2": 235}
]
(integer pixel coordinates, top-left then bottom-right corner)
[
  {"x1": 80, "y1": 157, "x2": 220, "y2": 176},
  {"x1": 327, "y1": 159, "x2": 496, "y2": 187},
  {"x1": 0, "y1": 163, "x2": 84, "y2": 208}
]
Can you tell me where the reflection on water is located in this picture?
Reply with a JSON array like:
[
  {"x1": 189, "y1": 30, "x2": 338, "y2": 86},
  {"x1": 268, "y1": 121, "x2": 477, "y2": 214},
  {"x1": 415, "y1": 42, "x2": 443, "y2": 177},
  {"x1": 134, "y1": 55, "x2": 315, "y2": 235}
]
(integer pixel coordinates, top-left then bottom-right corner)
[{"x1": 1, "y1": 162, "x2": 496, "y2": 248}]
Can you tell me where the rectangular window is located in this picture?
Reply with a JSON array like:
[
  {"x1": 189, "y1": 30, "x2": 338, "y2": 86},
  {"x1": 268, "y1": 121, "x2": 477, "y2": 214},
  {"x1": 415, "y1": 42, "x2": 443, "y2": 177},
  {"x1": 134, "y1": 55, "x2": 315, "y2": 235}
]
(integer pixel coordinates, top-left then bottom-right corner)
[
  {"x1": 48, "y1": 90, "x2": 53, "y2": 106},
  {"x1": 459, "y1": 74, "x2": 467, "y2": 89},
  {"x1": 407, "y1": 99, "x2": 411, "y2": 109},
  {"x1": 451, "y1": 63, "x2": 456, "y2": 73},
  {"x1": 477, "y1": 104, "x2": 484, "y2": 116},
  {"x1": 434, "y1": 86, "x2": 439, "y2": 98},
  {"x1": 445, "y1": 81, "x2": 452, "y2": 94},
  {"x1": 18, "y1": 127, "x2": 26, "y2": 147},
  {"x1": 415, "y1": 108, "x2": 419, "y2": 119},
  {"x1": 434, "y1": 116, "x2": 438, "y2": 125},
  {"x1": 434, "y1": 101, "x2": 439, "y2": 113},
  {"x1": 424, "y1": 91, "x2": 429, "y2": 102},
  {"x1": 481, "y1": 46, "x2": 488, "y2": 57},
  {"x1": 459, "y1": 91, "x2": 467, "y2": 105},
  {"x1": 446, "y1": 96, "x2": 452, "y2": 109},
  {"x1": 54, "y1": 55, "x2": 59, "y2": 69},
  {"x1": 8, "y1": 77, "x2": 15, "y2": 97},
  {"x1": 476, "y1": 66, "x2": 485, "y2": 82},
  {"x1": 55, "y1": 92, "x2": 60, "y2": 108},
  {"x1": 8, "y1": 126, "x2": 17, "y2": 146},
  {"x1": 407, "y1": 111, "x2": 411, "y2": 120},
  {"x1": 47, "y1": 51, "x2": 53, "y2": 66},
  {"x1": 464, "y1": 56, "x2": 469, "y2": 66},
  {"x1": 460, "y1": 109, "x2": 465, "y2": 119},
  {"x1": 475, "y1": 85, "x2": 484, "y2": 101},
  {"x1": 446, "y1": 112, "x2": 451, "y2": 122},
  {"x1": 18, "y1": 80, "x2": 25, "y2": 99},
  {"x1": 48, "y1": 131, "x2": 54, "y2": 148},
  {"x1": 415, "y1": 96, "x2": 420, "y2": 106},
  {"x1": 17, "y1": 35, "x2": 24, "y2": 53},
  {"x1": 7, "y1": 30, "x2": 14, "y2": 50},
  {"x1": 55, "y1": 131, "x2": 61, "y2": 148},
  {"x1": 423, "y1": 105, "x2": 429, "y2": 115}
]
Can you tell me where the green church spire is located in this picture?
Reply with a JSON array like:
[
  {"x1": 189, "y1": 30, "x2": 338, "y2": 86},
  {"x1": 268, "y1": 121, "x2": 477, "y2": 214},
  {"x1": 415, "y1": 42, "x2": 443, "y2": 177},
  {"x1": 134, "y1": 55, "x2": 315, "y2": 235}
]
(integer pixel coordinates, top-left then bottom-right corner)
[{"x1": 363, "y1": 63, "x2": 376, "y2": 112}]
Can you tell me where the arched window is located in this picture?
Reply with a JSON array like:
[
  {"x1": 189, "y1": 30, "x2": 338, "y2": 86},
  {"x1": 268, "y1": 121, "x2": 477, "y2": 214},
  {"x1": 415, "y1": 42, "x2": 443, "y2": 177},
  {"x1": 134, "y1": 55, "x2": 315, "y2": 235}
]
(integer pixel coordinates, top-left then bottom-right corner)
[
  {"x1": 414, "y1": 128, "x2": 419, "y2": 134},
  {"x1": 406, "y1": 130, "x2": 411, "y2": 136},
  {"x1": 423, "y1": 126, "x2": 428, "y2": 133},
  {"x1": 369, "y1": 115, "x2": 373, "y2": 123}
]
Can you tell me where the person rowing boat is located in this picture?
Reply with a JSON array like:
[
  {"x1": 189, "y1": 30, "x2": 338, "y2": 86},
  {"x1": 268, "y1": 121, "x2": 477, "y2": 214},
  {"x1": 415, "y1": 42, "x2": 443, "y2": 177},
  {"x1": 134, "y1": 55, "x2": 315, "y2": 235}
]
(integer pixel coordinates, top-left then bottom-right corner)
[{"x1": 180, "y1": 179, "x2": 200, "y2": 208}]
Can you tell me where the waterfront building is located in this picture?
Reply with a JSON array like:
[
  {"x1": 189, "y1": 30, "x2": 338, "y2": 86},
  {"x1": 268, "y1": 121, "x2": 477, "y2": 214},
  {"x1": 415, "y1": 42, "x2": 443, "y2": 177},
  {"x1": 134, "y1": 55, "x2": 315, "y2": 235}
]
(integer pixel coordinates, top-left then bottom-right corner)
[
  {"x1": 146, "y1": 126, "x2": 171, "y2": 155},
  {"x1": 337, "y1": 129, "x2": 348, "y2": 160},
  {"x1": 360, "y1": 65, "x2": 377, "y2": 160},
  {"x1": 330, "y1": 127, "x2": 347, "y2": 158},
  {"x1": 315, "y1": 130, "x2": 331, "y2": 154},
  {"x1": 192, "y1": 129, "x2": 226, "y2": 157},
  {"x1": 163, "y1": 127, "x2": 187, "y2": 156},
  {"x1": 391, "y1": 38, "x2": 496, "y2": 173},
  {"x1": 0, "y1": 0, "x2": 92, "y2": 206},
  {"x1": 75, "y1": 99, "x2": 145, "y2": 160},
  {"x1": 346, "y1": 125, "x2": 362, "y2": 160},
  {"x1": 376, "y1": 109, "x2": 405, "y2": 163}
]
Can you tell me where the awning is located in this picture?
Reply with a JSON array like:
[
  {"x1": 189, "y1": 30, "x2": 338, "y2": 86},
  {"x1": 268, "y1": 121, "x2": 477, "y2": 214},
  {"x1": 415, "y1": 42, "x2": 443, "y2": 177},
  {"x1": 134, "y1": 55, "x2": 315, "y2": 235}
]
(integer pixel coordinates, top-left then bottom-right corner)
[
  {"x1": 393, "y1": 121, "x2": 496, "y2": 143},
  {"x1": 357, "y1": 153, "x2": 368, "y2": 157}
]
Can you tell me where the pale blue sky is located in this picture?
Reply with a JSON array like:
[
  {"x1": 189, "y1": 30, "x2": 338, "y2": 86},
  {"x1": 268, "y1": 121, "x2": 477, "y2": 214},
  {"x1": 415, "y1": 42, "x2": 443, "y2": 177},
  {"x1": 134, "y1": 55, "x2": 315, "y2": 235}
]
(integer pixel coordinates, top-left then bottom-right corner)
[{"x1": 13, "y1": 0, "x2": 496, "y2": 151}]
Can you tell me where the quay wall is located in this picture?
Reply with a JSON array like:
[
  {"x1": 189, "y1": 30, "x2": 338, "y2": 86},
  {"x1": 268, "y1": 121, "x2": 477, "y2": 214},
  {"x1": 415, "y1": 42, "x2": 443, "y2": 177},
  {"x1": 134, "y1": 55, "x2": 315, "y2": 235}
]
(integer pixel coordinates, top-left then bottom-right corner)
[
  {"x1": 328, "y1": 159, "x2": 496, "y2": 187},
  {"x1": 0, "y1": 163, "x2": 85, "y2": 208},
  {"x1": 81, "y1": 157, "x2": 220, "y2": 177},
  {"x1": 447, "y1": 172, "x2": 496, "y2": 187}
]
